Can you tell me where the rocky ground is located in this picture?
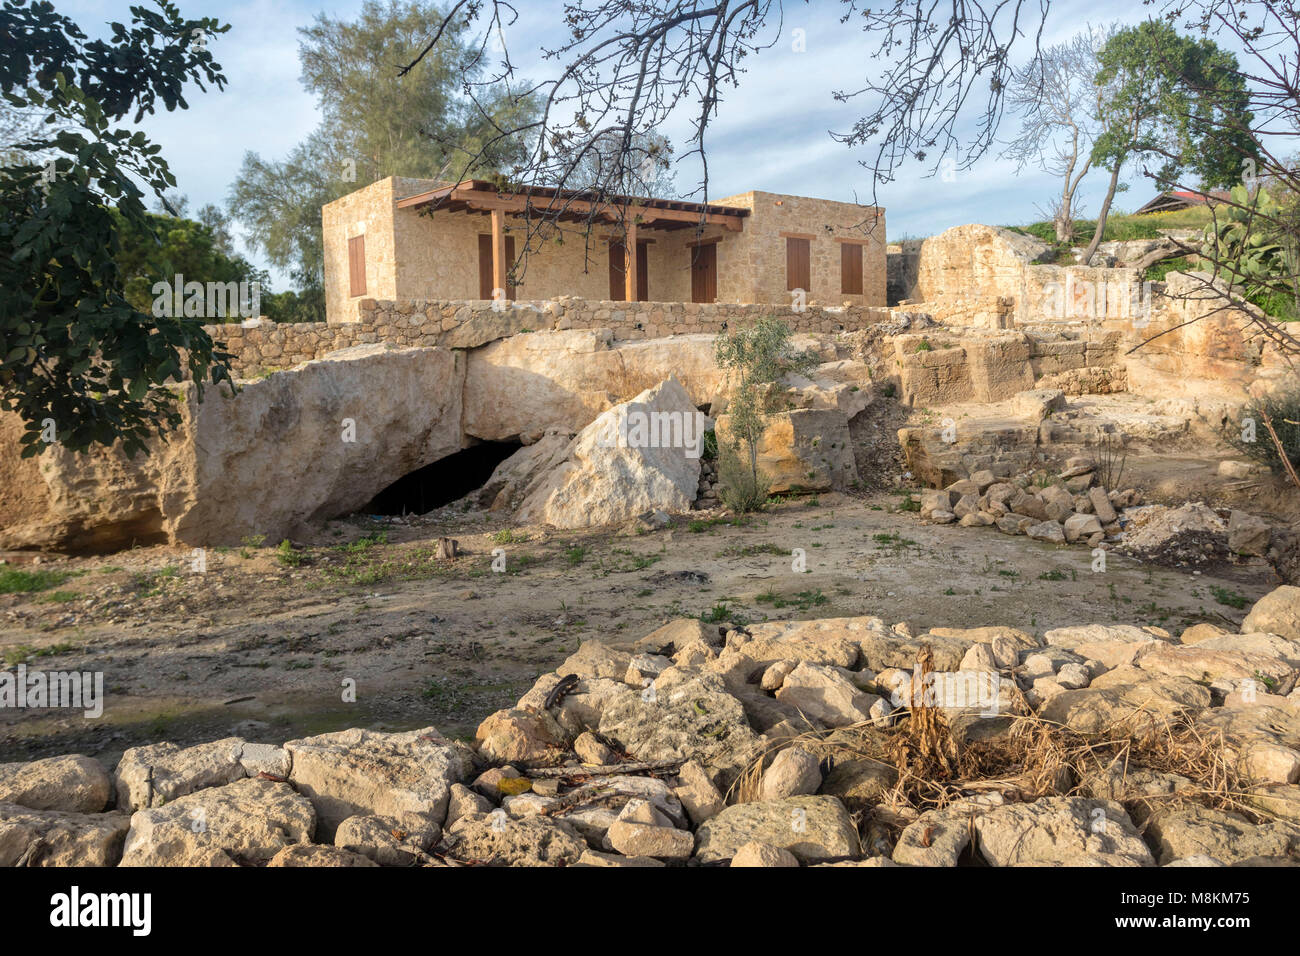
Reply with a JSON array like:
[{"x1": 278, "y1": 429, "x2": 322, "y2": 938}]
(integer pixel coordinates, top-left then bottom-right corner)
[
  {"x1": 2, "y1": 579, "x2": 1298, "y2": 867},
  {"x1": 0, "y1": 487, "x2": 1275, "y2": 764}
]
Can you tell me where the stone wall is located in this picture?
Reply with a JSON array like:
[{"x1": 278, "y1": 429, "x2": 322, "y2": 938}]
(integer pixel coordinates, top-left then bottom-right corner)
[
  {"x1": 709, "y1": 190, "x2": 887, "y2": 307},
  {"x1": 205, "y1": 298, "x2": 892, "y2": 378},
  {"x1": 890, "y1": 328, "x2": 1123, "y2": 407},
  {"x1": 897, "y1": 224, "x2": 1291, "y2": 407}
]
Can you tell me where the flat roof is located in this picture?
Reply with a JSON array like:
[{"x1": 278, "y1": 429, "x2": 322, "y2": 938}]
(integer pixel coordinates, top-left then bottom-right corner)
[{"x1": 396, "y1": 179, "x2": 749, "y2": 231}]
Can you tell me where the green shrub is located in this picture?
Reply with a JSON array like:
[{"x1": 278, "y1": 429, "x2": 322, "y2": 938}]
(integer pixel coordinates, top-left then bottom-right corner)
[
  {"x1": 1223, "y1": 388, "x2": 1300, "y2": 473},
  {"x1": 717, "y1": 441, "x2": 771, "y2": 513}
]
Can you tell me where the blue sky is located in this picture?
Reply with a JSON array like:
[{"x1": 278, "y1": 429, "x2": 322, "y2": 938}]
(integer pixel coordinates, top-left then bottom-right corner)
[{"x1": 58, "y1": 0, "x2": 1217, "y2": 289}]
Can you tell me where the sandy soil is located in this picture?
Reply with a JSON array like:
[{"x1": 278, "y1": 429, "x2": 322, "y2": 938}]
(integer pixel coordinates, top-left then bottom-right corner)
[{"x1": 0, "y1": 490, "x2": 1278, "y2": 766}]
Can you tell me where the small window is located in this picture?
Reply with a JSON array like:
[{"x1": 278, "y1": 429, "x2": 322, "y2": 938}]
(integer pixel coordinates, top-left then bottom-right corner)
[
  {"x1": 786, "y1": 237, "x2": 810, "y2": 292},
  {"x1": 348, "y1": 234, "x2": 366, "y2": 297},
  {"x1": 841, "y1": 242, "x2": 863, "y2": 295}
]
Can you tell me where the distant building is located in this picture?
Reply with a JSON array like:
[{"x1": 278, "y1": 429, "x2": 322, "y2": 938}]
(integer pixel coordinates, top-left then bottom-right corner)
[
  {"x1": 321, "y1": 177, "x2": 886, "y2": 323},
  {"x1": 1133, "y1": 188, "x2": 1230, "y2": 215}
]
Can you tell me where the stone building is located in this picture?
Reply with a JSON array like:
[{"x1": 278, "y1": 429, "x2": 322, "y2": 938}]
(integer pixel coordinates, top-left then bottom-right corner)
[{"x1": 322, "y1": 177, "x2": 886, "y2": 323}]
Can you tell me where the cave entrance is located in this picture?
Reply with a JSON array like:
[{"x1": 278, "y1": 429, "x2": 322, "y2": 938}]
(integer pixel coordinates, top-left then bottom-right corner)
[{"x1": 363, "y1": 440, "x2": 521, "y2": 516}]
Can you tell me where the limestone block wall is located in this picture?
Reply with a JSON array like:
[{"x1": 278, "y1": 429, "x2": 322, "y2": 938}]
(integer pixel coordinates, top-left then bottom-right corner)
[
  {"x1": 204, "y1": 298, "x2": 892, "y2": 378},
  {"x1": 711, "y1": 190, "x2": 886, "y2": 307},
  {"x1": 889, "y1": 329, "x2": 1123, "y2": 407},
  {"x1": 322, "y1": 178, "x2": 402, "y2": 330}
]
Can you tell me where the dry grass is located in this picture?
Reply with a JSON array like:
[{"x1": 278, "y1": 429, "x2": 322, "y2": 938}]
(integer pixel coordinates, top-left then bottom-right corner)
[{"x1": 731, "y1": 668, "x2": 1275, "y2": 835}]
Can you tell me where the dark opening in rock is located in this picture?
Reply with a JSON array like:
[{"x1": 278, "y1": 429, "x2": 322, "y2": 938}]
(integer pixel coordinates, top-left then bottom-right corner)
[{"x1": 363, "y1": 440, "x2": 521, "y2": 516}]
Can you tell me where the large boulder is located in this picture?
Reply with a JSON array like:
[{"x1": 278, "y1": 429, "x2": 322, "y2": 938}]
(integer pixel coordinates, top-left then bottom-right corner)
[
  {"x1": 715, "y1": 408, "x2": 858, "y2": 493},
  {"x1": 119, "y1": 777, "x2": 315, "y2": 866},
  {"x1": 463, "y1": 330, "x2": 725, "y2": 443},
  {"x1": 1038, "y1": 673, "x2": 1211, "y2": 734},
  {"x1": 694, "y1": 796, "x2": 860, "y2": 864},
  {"x1": 0, "y1": 755, "x2": 111, "y2": 813},
  {"x1": 284, "y1": 727, "x2": 471, "y2": 838},
  {"x1": 894, "y1": 797, "x2": 1153, "y2": 866},
  {"x1": 1145, "y1": 806, "x2": 1300, "y2": 866},
  {"x1": 597, "y1": 668, "x2": 762, "y2": 789},
  {"x1": 0, "y1": 803, "x2": 130, "y2": 867},
  {"x1": 515, "y1": 377, "x2": 704, "y2": 529},
  {"x1": 972, "y1": 797, "x2": 1154, "y2": 866},
  {"x1": 114, "y1": 737, "x2": 255, "y2": 811},
  {"x1": 1243, "y1": 586, "x2": 1300, "y2": 643}
]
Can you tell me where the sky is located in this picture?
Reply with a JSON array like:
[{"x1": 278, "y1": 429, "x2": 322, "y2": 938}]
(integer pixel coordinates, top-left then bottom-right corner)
[{"x1": 55, "y1": 0, "x2": 1228, "y2": 290}]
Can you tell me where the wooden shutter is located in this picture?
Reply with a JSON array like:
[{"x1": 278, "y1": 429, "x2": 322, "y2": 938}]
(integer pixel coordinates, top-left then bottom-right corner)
[
  {"x1": 691, "y1": 243, "x2": 717, "y2": 303},
  {"x1": 841, "y1": 242, "x2": 863, "y2": 295},
  {"x1": 348, "y1": 234, "x2": 366, "y2": 297},
  {"x1": 786, "y1": 237, "x2": 810, "y2": 292},
  {"x1": 608, "y1": 240, "x2": 625, "y2": 300},
  {"x1": 505, "y1": 236, "x2": 516, "y2": 300},
  {"x1": 477, "y1": 234, "x2": 493, "y2": 299},
  {"x1": 636, "y1": 240, "x2": 649, "y2": 301},
  {"x1": 479, "y1": 234, "x2": 517, "y2": 299}
]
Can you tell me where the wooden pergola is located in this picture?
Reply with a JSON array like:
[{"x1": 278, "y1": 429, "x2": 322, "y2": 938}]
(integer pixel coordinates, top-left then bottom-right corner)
[{"x1": 396, "y1": 180, "x2": 748, "y2": 301}]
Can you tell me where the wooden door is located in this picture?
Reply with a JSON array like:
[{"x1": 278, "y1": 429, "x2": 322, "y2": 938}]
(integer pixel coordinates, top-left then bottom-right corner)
[
  {"x1": 786, "y1": 237, "x2": 810, "y2": 292},
  {"x1": 609, "y1": 240, "x2": 650, "y2": 301},
  {"x1": 348, "y1": 234, "x2": 366, "y2": 297},
  {"x1": 690, "y1": 242, "x2": 717, "y2": 303},
  {"x1": 478, "y1": 234, "x2": 516, "y2": 299},
  {"x1": 840, "y1": 242, "x2": 863, "y2": 295}
]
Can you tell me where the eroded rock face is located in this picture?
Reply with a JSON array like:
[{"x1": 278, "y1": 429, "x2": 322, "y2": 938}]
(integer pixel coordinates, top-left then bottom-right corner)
[
  {"x1": 515, "y1": 378, "x2": 704, "y2": 529},
  {"x1": 715, "y1": 408, "x2": 858, "y2": 493},
  {"x1": 1, "y1": 344, "x2": 466, "y2": 550},
  {"x1": 463, "y1": 330, "x2": 725, "y2": 443}
]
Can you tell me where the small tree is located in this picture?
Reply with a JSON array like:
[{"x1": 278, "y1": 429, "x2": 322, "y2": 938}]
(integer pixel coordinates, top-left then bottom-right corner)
[
  {"x1": 1081, "y1": 20, "x2": 1257, "y2": 265},
  {"x1": 1, "y1": 0, "x2": 234, "y2": 457},
  {"x1": 1002, "y1": 27, "x2": 1111, "y2": 244},
  {"x1": 713, "y1": 316, "x2": 816, "y2": 512}
]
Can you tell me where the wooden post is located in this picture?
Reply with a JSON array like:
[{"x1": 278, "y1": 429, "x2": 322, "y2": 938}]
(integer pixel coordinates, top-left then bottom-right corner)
[
  {"x1": 491, "y1": 208, "x2": 507, "y2": 299},
  {"x1": 624, "y1": 218, "x2": 638, "y2": 302}
]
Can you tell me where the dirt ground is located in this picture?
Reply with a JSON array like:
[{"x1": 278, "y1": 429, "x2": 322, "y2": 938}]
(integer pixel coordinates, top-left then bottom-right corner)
[{"x1": 0, "y1": 489, "x2": 1278, "y2": 767}]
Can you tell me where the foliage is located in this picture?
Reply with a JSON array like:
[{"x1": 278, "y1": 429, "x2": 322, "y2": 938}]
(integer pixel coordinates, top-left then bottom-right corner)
[
  {"x1": 114, "y1": 208, "x2": 266, "y2": 315},
  {"x1": 1081, "y1": 20, "x2": 1258, "y2": 264},
  {"x1": 1199, "y1": 183, "x2": 1299, "y2": 319},
  {"x1": 0, "y1": 0, "x2": 234, "y2": 457},
  {"x1": 1223, "y1": 388, "x2": 1300, "y2": 473},
  {"x1": 713, "y1": 315, "x2": 816, "y2": 513},
  {"x1": 716, "y1": 440, "x2": 770, "y2": 514}
]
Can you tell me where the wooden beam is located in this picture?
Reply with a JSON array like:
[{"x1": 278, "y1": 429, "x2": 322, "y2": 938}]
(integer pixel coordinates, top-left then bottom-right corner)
[
  {"x1": 491, "y1": 208, "x2": 506, "y2": 299},
  {"x1": 779, "y1": 230, "x2": 818, "y2": 241},
  {"x1": 449, "y1": 187, "x2": 744, "y2": 231},
  {"x1": 624, "y1": 219, "x2": 638, "y2": 302}
]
